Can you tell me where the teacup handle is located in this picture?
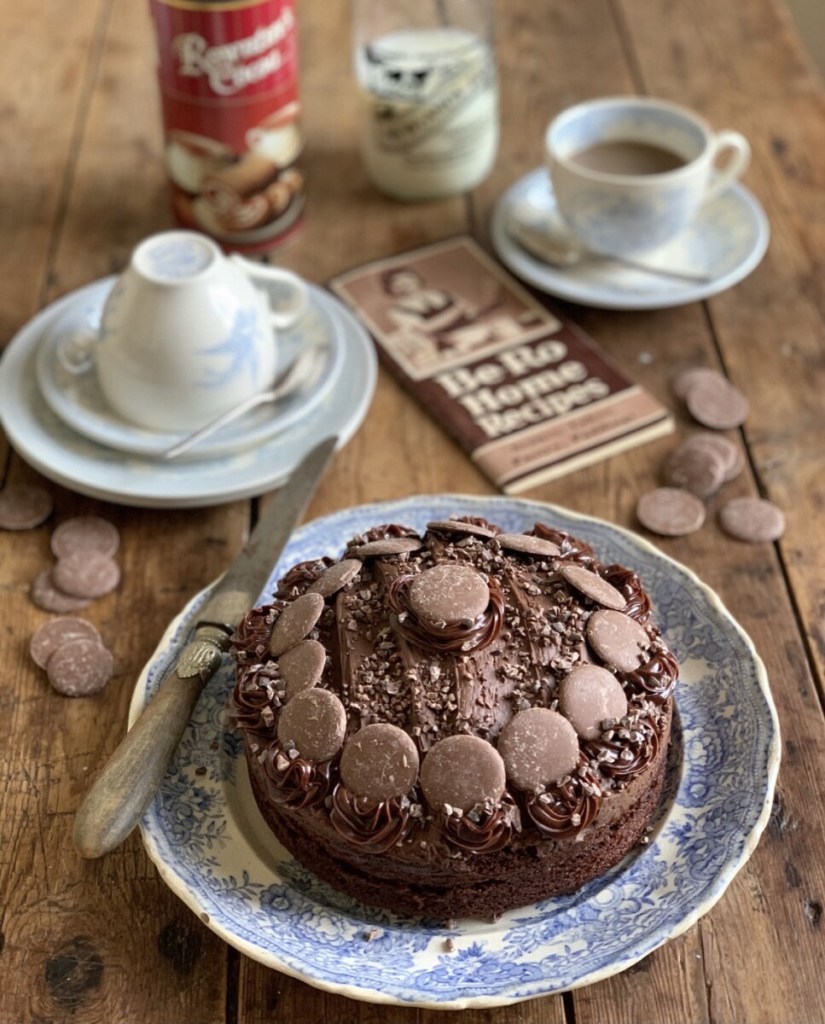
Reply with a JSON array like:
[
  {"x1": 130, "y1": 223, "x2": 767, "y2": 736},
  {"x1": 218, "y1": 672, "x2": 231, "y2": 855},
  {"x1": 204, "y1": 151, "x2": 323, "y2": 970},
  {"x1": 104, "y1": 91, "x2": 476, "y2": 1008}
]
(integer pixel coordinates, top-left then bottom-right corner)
[
  {"x1": 230, "y1": 255, "x2": 309, "y2": 329},
  {"x1": 704, "y1": 130, "x2": 751, "y2": 202},
  {"x1": 56, "y1": 327, "x2": 100, "y2": 375}
]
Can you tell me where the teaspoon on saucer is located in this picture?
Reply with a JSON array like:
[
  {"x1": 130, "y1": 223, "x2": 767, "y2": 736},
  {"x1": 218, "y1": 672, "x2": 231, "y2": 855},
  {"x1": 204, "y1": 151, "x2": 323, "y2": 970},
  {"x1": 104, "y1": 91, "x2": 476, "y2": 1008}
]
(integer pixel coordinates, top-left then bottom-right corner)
[
  {"x1": 162, "y1": 344, "x2": 325, "y2": 460},
  {"x1": 508, "y1": 201, "x2": 713, "y2": 283}
]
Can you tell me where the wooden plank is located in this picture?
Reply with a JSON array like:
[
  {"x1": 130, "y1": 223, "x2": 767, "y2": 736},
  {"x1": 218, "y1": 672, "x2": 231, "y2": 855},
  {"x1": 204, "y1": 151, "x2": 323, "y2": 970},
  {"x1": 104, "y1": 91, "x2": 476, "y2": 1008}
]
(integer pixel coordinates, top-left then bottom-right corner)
[
  {"x1": 0, "y1": 1, "x2": 252, "y2": 1022},
  {"x1": 0, "y1": 0, "x2": 107, "y2": 344}
]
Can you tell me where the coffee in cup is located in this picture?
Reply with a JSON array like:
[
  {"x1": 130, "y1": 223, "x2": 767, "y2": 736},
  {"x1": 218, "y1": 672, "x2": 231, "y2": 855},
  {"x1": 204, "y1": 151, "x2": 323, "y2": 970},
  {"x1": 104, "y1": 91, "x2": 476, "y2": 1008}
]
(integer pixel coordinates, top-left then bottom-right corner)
[{"x1": 545, "y1": 96, "x2": 750, "y2": 256}]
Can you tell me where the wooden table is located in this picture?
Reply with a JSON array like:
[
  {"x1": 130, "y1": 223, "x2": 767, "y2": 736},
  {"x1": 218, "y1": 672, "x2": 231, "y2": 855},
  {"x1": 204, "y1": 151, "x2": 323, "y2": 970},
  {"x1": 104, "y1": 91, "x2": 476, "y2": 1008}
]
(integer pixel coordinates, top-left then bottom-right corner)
[{"x1": 2, "y1": 1, "x2": 824, "y2": 1021}]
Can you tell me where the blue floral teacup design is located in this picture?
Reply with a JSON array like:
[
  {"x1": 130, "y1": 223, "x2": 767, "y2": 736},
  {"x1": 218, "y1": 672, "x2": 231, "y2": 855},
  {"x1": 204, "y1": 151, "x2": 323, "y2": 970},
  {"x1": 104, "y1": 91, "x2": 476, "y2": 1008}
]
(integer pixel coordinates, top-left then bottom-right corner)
[{"x1": 59, "y1": 230, "x2": 308, "y2": 433}]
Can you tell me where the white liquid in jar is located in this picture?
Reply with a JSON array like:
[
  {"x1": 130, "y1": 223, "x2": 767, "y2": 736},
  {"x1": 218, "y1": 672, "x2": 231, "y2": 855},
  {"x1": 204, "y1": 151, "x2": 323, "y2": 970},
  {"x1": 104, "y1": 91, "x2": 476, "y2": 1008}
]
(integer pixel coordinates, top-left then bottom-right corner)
[{"x1": 356, "y1": 27, "x2": 499, "y2": 200}]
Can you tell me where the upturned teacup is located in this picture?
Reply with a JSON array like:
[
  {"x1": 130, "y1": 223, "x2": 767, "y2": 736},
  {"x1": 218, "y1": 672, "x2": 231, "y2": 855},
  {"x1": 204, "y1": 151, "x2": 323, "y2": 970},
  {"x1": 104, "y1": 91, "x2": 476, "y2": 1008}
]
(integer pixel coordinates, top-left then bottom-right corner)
[
  {"x1": 60, "y1": 230, "x2": 308, "y2": 432},
  {"x1": 545, "y1": 96, "x2": 751, "y2": 256}
]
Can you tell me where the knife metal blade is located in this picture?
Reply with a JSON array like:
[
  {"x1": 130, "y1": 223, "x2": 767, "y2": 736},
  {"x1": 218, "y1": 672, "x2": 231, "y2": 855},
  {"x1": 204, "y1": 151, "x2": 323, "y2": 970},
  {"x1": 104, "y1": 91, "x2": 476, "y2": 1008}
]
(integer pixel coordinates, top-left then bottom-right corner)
[{"x1": 73, "y1": 434, "x2": 337, "y2": 859}]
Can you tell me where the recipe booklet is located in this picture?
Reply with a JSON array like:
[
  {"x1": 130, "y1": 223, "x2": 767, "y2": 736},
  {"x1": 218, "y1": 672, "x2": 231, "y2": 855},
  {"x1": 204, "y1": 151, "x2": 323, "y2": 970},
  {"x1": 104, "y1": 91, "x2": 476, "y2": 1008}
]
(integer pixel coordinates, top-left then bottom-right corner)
[{"x1": 329, "y1": 236, "x2": 673, "y2": 493}]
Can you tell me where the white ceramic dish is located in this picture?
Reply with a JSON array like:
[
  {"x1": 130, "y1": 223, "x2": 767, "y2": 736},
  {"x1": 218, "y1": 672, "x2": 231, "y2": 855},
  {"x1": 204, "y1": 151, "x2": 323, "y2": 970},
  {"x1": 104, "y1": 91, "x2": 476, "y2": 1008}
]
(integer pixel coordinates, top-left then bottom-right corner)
[
  {"x1": 132, "y1": 495, "x2": 779, "y2": 1009},
  {"x1": 35, "y1": 278, "x2": 345, "y2": 459},
  {"x1": 490, "y1": 167, "x2": 770, "y2": 310},
  {"x1": 0, "y1": 284, "x2": 376, "y2": 508}
]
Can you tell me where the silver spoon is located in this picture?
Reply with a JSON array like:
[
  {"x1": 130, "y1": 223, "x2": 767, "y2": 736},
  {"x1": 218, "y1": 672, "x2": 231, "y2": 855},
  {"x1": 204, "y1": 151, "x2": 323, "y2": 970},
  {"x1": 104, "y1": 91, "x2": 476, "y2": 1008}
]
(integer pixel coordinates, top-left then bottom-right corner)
[
  {"x1": 162, "y1": 345, "x2": 325, "y2": 460},
  {"x1": 508, "y1": 201, "x2": 713, "y2": 283}
]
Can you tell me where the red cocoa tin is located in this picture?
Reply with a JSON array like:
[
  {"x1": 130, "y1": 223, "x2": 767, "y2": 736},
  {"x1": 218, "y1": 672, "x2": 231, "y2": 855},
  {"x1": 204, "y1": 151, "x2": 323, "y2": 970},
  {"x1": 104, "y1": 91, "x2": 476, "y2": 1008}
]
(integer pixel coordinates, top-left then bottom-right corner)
[{"x1": 149, "y1": 0, "x2": 305, "y2": 253}]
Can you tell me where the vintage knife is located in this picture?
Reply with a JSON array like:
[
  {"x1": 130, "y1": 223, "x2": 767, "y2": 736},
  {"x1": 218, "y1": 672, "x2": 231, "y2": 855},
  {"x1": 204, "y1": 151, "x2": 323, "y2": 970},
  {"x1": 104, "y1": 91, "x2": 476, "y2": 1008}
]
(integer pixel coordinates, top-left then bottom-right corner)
[{"x1": 73, "y1": 434, "x2": 337, "y2": 859}]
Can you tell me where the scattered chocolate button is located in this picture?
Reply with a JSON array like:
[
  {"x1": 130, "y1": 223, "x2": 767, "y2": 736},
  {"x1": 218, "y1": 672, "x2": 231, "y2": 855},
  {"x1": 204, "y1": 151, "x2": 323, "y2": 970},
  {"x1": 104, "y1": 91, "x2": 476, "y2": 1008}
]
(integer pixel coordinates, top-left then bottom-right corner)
[
  {"x1": 269, "y1": 592, "x2": 325, "y2": 656},
  {"x1": 498, "y1": 708, "x2": 579, "y2": 792},
  {"x1": 29, "y1": 616, "x2": 102, "y2": 669},
  {"x1": 662, "y1": 441, "x2": 726, "y2": 498},
  {"x1": 340, "y1": 723, "x2": 420, "y2": 801},
  {"x1": 279, "y1": 638, "x2": 326, "y2": 700},
  {"x1": 559, "y1": 664, "x2": 628, "y2": 740},
  {"x1": 560, "y1": 564, "x2": 627, "y2": 610},
  {"x1": 685, "y1": 374, "x2": 749, "y2": 430},
  {"x1": 719, "y1": 497, "x2": 786, "y2": 543},
  {"x1": 427, "y1": 520, "x2": 497, "y2": 539},
  {"x1": 586, "y1": 610, "x2": 650, "y2": 673},
  {"x1": 349, "y1": 537, "x2": 422, "y2": 558},
  {"x1": 46, "y1": 636, "x2": 114, "y2": 697},
  {"x1": 681, "y1": 432, "x2": 743, "y2": 483},
  {"x1": 636, "y1": 487, "x2": 706, "y2": 536},
  {"x1": 30, "y1": 569, "x2": 92, "y2": 613},
  {"x1": 50, "y1": 515, "x2": 120, "y2": 558},
  {"x1": 497, "y1": 533, "x2": 561, "y2": 558},
  {"x1": 670, "y1": 366, "x2": 723, "y2": 400},
  {"x1": 420, "y1": 735, "x2": 505, "y2": 813},
  {"x1": 0, "y1": 484, "x2": 53, "y2": 530},
  {"x1": 408, "y1": 563, "x2": 489, "y2": 626},
  {"x1": 276, "y1": 687, "x2": 346, "y2": 761},
  {"x1": 307, "y1": 558, "x2": 362, "y2": 598},
  {"x1": 52, "y1": 551, "x2": 121, "y2": 600}
]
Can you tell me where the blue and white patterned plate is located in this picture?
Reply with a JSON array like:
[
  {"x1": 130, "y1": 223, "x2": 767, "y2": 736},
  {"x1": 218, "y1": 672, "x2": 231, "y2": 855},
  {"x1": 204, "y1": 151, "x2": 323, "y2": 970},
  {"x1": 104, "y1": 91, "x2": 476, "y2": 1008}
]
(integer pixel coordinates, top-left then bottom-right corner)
[
  {"x1": 134, "y1": 495, "x2": 779, "y2": 1009},
  {"x1": 490, "y1": 168, "x2": 770, "y2": 310}
]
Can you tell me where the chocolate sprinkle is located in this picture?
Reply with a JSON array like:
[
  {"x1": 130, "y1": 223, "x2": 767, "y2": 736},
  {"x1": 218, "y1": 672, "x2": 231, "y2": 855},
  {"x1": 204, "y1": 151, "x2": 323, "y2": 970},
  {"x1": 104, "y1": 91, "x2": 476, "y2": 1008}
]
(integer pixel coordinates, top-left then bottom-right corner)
[
  {"x1": 277, "y1": 688, "x2": 347, "y2": 761},
  {"x1": 340, "y1": 723, "x2": 419, "y2": 801},
  {"x1": 498, "y1": 708, "x2": 579, "y2": 791}
]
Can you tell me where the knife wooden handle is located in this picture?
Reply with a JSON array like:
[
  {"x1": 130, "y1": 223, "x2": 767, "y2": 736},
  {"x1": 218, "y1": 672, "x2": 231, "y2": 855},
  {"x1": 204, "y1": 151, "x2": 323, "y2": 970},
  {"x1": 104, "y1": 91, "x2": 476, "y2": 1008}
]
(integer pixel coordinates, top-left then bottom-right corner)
[{"x1": 73, "y1": 673, "x2": 203, "y2": 859}]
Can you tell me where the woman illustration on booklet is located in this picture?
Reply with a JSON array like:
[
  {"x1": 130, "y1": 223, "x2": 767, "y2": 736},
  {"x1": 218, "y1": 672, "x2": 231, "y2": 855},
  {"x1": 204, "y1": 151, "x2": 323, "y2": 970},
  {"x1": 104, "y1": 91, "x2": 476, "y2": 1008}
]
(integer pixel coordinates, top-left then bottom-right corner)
[{"x1": 381, "y1": 265, "x2": 506, "y2": 365}]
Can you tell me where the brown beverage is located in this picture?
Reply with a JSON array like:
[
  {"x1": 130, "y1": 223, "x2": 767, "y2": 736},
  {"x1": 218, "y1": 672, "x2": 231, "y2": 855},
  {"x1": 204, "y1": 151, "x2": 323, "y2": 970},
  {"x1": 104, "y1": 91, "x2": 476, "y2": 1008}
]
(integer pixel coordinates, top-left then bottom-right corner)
[{"x1": 571, "y1": 139, "x2": 685, "y2": 175}]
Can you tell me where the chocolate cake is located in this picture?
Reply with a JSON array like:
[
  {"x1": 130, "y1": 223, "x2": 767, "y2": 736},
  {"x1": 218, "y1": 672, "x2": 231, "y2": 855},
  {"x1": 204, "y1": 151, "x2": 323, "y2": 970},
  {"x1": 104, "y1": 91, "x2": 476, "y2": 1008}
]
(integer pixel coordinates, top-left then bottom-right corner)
[{"x1": 228, "y1": 516, "x2": 678, "y2": 920}]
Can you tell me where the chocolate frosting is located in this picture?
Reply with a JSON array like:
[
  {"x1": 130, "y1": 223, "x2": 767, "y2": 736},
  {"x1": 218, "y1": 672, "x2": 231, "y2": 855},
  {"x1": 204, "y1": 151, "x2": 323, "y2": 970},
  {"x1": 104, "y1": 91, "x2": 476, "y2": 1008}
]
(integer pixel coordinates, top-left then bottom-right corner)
[
  {"x1": 524, "y1": 755, "x2": 603, "y2": 838},
  {"x1": 330, "y1": 784, "x2": 416, "y2": 853},
  {"x1": 585, "y1": 714, "x2": 660, "y2": 781},
  {"x1": 229, "y1": 678, "x2": 279, "y2": 736},
  {"x1": 261, "y1": 741, "x2": 333, "y2": 809},
  {"x1": 602, "y1": 564, "x2": 652, "y2": 623},
  {"x1": 624, "y1": 648, "x2": 679, "y2": 704},
  {"x1": 441, "y1": 795, "x2": 521, "y2": 854},
  {"x1": 386, "y1": 571, "x2": 504, "y2": 654},
  {"x1": 531, "y1": 524, "x2": 597, "y2": 566}
]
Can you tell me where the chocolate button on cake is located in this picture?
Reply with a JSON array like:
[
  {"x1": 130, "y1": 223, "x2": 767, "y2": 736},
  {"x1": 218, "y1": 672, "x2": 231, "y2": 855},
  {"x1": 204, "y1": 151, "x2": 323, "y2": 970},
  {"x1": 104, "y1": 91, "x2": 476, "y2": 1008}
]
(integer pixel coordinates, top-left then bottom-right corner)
[{"x1": 229, "y1": 516, "x2": 678, "y2": 919}]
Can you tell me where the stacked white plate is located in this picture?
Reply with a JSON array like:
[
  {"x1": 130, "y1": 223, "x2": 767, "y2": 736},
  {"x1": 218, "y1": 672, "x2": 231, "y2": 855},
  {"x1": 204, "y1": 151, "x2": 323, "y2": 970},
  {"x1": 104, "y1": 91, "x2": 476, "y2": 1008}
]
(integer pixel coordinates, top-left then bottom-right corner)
[{"x1": 0, "y1": 277, "x2": 377, "y2": 507}]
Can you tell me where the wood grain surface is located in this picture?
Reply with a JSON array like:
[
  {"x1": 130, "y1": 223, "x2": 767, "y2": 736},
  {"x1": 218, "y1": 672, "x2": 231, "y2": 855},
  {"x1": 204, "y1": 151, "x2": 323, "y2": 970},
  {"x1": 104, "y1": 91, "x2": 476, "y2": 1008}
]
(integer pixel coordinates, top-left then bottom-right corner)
[{"x1": 1, "y1": 0, "x2": 823, "y2": 1022}]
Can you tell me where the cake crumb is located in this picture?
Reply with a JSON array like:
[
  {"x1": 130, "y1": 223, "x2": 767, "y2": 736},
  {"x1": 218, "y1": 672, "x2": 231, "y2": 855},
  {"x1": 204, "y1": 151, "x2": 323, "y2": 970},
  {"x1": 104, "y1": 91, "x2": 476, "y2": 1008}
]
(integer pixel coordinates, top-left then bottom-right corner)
[
  {"x1": 442, "y1": 937, "x2": 456, "y2": 953},
  {"x1": 363, "y1": 928, "x2": 383, "y2": 942}
]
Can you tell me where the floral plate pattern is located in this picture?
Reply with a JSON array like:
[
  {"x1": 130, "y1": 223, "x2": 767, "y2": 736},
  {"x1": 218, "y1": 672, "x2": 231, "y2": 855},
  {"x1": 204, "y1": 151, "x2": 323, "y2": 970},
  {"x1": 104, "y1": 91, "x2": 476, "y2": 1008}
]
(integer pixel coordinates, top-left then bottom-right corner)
[{"x1": 134, "y1": 495, "x2": 779, "y2": 1009}]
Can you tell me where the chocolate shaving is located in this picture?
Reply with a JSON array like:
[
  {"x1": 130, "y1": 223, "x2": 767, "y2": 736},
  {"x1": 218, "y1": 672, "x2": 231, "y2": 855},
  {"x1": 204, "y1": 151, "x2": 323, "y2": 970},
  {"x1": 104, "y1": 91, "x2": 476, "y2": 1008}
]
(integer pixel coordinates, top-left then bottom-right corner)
[{"x1": 441, "y1": 795, "x2": 521, "y2": 854}]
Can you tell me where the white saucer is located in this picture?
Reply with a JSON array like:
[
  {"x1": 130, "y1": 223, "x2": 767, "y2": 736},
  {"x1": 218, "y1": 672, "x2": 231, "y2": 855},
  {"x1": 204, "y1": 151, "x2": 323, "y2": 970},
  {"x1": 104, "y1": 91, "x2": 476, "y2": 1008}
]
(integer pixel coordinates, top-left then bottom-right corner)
[
  {"x1": 490, "y1": 168, "x2": 770, "y2": 310},
  {"x1": 0, "y1": 285, "x2": 376, "y2": 508},
  {"x1": 35, "y1": 278, "x2": 344, "y2": 459}
]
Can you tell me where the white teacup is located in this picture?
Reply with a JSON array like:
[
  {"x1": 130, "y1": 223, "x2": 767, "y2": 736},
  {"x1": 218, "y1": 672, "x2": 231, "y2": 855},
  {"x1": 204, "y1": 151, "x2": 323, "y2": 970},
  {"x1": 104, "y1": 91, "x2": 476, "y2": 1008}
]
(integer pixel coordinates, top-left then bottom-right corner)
[
  {"x1": 60, "y1": 231, "x2": 308, "y2": 433},
  {"x1": 545, "y1": 96, "x2": 751, "y2": 256}
]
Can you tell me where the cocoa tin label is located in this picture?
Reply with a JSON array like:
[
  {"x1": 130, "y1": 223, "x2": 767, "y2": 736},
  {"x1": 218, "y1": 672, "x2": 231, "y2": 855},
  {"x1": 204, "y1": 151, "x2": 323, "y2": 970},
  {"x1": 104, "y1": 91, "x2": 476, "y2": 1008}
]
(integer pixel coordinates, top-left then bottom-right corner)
[{"x1": 149, "y1": 0, "x2": 305, "y2": 252}]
